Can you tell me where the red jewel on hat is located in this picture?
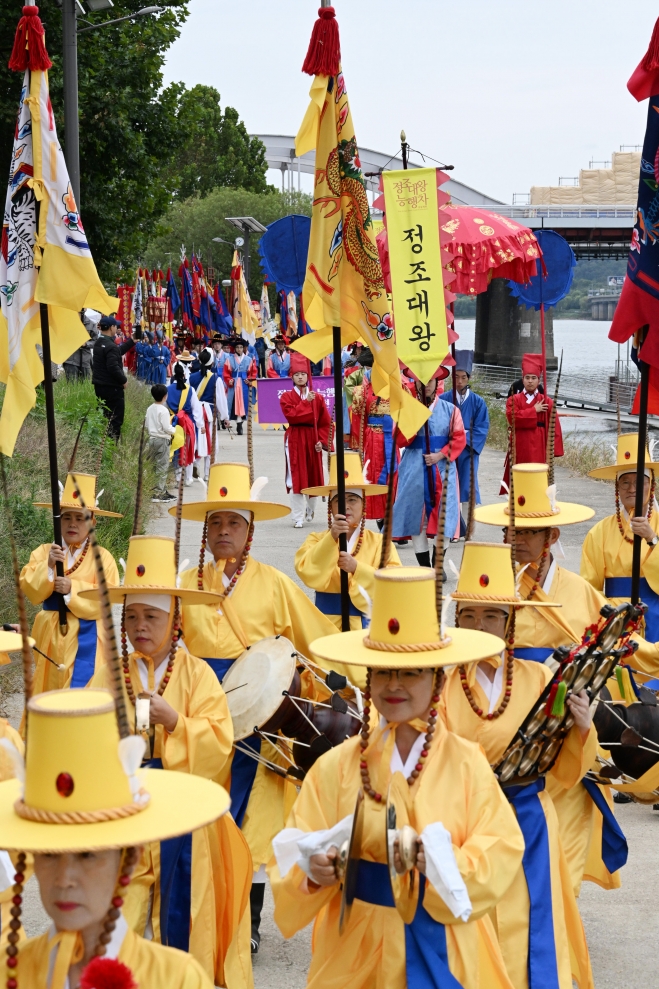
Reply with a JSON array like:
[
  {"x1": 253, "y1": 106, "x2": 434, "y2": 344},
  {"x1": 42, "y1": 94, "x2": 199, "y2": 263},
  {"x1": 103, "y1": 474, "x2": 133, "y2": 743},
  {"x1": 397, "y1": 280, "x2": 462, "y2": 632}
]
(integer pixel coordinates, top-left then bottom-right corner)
[
  {"x1": 518, "y1": 495, "x2": 526, "y2": 506},
  {"x1": 388, "y1": 618, "x2": 400, "y2": 635},
  {"x1": 344, "y1": 471, "x2": 349, "y2": 478},
  {"x1": 479, "y1": 574, "x2": 490, "y2": 587},
  {"x1": 72, "y1": 490, "x2": 79, "y2": 498},
  {"x1": 624, "y1": 451, "x2": 631, "y2": 459},
  {"x1": 220, "y1": 487, "x2": 228, "y2": 497},
  {"x1": 136, "y1": 565, "x2": 145, "y2": 577},
  {"x1": 56, "y1": 772, "x2": 74, "y2": 797}
]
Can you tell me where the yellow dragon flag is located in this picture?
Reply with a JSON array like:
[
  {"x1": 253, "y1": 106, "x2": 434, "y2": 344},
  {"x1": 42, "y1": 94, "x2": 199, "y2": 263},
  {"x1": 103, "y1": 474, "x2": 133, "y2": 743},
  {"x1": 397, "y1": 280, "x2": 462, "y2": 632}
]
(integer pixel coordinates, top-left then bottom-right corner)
[
  {"x1": 0, "y1": 63, "x2": 118, "y2": 455},
  {"x1": 292, "y1": 8, "x2": 428, "y2": 438}
]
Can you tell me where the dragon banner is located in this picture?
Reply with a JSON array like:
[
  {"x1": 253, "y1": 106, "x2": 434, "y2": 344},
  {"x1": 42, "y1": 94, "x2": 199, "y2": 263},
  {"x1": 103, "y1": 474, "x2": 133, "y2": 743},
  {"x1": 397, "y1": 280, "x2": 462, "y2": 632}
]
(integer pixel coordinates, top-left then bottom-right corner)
[{"x1": 292, "y1": 69, "x2": 428, "y2": 439}]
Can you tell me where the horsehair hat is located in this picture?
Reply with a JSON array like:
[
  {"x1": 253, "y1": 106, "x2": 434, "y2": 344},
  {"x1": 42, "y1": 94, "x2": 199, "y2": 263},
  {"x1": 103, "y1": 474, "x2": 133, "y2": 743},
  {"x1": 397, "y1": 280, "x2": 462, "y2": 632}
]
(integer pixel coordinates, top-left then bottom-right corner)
[
  {"x1": 303, "y1": 451, "x2": 388, "y2": 498},
  {"x1": 453, "y1": 350, "x2": 474, "y2": 376},
  {"x1": 474, "y1": 463, "x2": 594, "y2": 528},
  {"x1": 34, "y1": 472, "x2": 123, "y2": 519},
  {"x1": 0, "y1": 688, "x2": 230, "y2": 852},
  {"x1": 169, "y1": 462, "x2": 290, "y2": 523},
  {"x1": 77, "y1": 535, "x2": 222, "y2": 606},
  {"x1": 310, "y1": 567, "x2": 505, "y2": 670},
  {"x1": 451, "y1": 542, "x2": 559, "y2": 608},
  {"x1": 588, "y1": 433, "x2": 659, "y2": 481}
]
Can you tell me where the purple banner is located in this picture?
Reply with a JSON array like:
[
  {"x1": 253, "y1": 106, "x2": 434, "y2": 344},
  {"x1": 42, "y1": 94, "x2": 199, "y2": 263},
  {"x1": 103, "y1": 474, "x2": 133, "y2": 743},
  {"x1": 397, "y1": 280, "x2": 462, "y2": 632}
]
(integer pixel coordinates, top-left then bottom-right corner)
[{"x1": 256, "y1": 377, "x2": 335, "y2": 424}]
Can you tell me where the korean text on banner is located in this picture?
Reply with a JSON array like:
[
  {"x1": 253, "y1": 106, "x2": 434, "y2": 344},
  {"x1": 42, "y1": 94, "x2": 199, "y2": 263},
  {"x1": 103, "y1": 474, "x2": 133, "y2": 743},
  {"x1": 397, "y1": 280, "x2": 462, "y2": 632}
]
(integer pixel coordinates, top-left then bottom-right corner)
[{"x1": 383, "y1": 168, "x2": 448, "y2": 385}]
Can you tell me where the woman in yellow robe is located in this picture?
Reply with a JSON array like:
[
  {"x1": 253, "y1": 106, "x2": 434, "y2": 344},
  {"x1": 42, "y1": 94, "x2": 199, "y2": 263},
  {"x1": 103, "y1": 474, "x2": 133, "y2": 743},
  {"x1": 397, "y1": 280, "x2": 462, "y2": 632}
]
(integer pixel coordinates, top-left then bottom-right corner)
[
  {"x1": 270, "y1": 566, "x2": 524, "y2": 989},
  {"x1": 296, "y1": 452, "x2": 400, "y2": 641},
  {"x1": 172, "y1": 462, "x2": 338, "y2": 952},
  {"x1": 0, "y1": 682, "x2": 231, "y2": 989},
  {"x1": 440, "y1": 541, "x2": 595, "y2": 989},
  {"x1": 82, "y1": 534, "x2": 253, "y2": 989},
  {"x1": 0, "y1": 632, "x2": 27, "y2": 945},
  {"x1": 20, "y1": 473, "x2": 120, "y2": 694}
]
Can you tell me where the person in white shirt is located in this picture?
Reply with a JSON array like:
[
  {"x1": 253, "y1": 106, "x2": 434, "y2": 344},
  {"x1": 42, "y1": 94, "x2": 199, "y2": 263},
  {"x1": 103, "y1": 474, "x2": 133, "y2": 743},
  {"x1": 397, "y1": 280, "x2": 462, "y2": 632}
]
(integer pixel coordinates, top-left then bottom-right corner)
[{"x1": 145, "y1": 384, "x2": 176, "y2": 502}]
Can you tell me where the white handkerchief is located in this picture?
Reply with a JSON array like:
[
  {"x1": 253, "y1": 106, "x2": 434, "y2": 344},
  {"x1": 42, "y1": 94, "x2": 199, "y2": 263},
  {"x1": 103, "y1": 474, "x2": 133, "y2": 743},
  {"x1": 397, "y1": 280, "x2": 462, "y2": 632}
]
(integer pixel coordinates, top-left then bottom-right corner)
[
  {"x1": 420, "y1": 822, "x2": 472, "y2": 922},
  {"x1": 0, "y1": 851, "x2": 14, "y2": 893},
  {"x1": 273, "y1": 815, "x2": 354, "y2": 880}
]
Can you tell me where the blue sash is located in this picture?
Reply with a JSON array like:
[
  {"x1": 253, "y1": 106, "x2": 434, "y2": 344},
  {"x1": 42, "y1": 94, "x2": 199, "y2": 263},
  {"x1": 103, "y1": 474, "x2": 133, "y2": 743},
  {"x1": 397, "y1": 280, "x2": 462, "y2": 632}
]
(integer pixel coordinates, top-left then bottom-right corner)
[
  {"x1": 604, "y1": 576, "x2": 659, "y2": 641},
  {"x1": 315, "y1": 591, "x2": 368, "y2": 629},
  {"x1": 367, "y1": 415, "x2": 395, "y2": 483},
  {"x1": 43, "y1": 594, "x2": 96, "y2": 687},
  {"x1": 202, "y1": 657, "x2": 261, "y2": 828},
  {"x1": 581, "y1": 778, "x2": 628, "y2": 873},
  {"x1": 515, "y1": 647, "x2": 554, "y2": 663},
  {"x1": 355, "y1": 861, "x2": 463, "y2": 988},
  {"x1": 409, "y1": 434, "x2": 449, "y2": 519},
  {"x1": 146, "y1": 758, "x2": 192, "y2": 952},
  {"x1": 505, "y1": 778, "x2": 560, "y2": 989}
]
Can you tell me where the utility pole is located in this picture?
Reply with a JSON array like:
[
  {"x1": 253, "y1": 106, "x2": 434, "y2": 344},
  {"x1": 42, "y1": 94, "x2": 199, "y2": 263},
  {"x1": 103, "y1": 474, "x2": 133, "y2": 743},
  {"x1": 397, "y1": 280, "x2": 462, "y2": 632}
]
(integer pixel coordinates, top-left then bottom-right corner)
[{"x1": 62, "y1": 0, "x2": 80, "y2": 207}]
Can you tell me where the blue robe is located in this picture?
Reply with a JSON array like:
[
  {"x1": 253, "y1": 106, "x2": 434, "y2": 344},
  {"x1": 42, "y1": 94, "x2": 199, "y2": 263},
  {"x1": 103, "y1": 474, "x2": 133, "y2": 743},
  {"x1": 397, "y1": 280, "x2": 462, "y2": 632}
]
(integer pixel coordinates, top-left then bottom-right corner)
[
  {"x1": 270, "y1": 351, "x2": 291, "y2": 377},
  {"x1": 439, "y1": 389, "x2": 489, "y2": 504},
  {"x1": 151, "y1": 343, "x2": 169, "y2": 385},
  {"x1": 189, "y1": 369, "x2": 219, "y2": 409},
  {"x1": 143, "y1": 343, "x2": 154, "y2": 384},
  {"x1": 135, "y1": 341, "x2": 145, "y2": 379},
  {"x1": 226, "y1": 353, "x2": 254, "y2": 420},
  {"x1": 392, "y1": 398, "x2": 461, "y2": 538}
]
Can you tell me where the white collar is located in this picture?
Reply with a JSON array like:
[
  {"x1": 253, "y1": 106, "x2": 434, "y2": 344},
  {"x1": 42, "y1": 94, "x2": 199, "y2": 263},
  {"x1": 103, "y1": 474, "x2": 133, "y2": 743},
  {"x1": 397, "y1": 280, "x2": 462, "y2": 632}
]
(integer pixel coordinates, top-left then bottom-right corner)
[
  {"x1": 458, "y1": 388, "x2": 470, "y2": 405},
  {"x1": 524, "y1": 389, "x2": 537, "y2": 404},
  {"x1": 47, "y1": 914, "x2": 128, "y2": 988},
  {"x1": 540, "y1": 556, "x2": 557, "y2": 594},
  {"x1": 136, "y1": 654, "x2": 170, "y2": 691},
  {"x1": 347, "y1": 526, "x2": 360, "y2": 553},
  {"x1": 294, "y1": 385, "x2": 308, "y2": 398},
  {"x1": 380, "y1": 716, "x2": 426, "y2": 777},
  {"x1": 475, "y1": 662, "x2": 504, "y2": 713}
]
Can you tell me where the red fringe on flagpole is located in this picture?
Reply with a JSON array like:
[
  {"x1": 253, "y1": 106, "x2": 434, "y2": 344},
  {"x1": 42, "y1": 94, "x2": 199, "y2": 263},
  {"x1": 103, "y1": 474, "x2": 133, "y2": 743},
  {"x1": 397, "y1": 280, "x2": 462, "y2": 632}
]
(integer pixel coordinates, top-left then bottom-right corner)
[
  {"x1": 301, "y1": 6, "x2": 341, "y2": 77},
  {"x1": 642, "y1": 17, "x2": 659, "y2": 71},
  {"x1": 9, "y1": 5, "x2": 52, "y2": 72}
]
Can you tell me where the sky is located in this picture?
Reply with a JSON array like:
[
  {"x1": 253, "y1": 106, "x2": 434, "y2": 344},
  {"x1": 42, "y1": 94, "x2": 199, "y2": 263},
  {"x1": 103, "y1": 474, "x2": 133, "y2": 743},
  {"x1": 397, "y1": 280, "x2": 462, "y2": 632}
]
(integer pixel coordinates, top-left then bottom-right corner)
[{"x1": 162, "y1": 0, "x2": 658, "y2": 205}]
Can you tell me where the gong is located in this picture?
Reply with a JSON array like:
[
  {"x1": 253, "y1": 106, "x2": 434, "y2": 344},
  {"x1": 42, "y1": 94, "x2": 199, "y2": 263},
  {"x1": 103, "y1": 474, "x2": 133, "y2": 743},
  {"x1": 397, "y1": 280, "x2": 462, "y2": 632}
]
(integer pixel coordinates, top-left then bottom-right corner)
[
  {"x1": 385, "y1": 771, "x2": 420, "y2": 924},
  {"x1": 339, "y1": 789, "x2": 365, "y2": 935}
]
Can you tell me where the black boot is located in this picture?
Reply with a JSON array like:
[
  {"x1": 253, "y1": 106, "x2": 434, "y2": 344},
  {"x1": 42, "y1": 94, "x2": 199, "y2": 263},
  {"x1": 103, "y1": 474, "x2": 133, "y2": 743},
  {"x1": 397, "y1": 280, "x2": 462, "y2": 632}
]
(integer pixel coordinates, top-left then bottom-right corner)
[
  {"x1": 236, "y1": 420, "x2": 243, "y2": 436},
  {"x1": 613, "y1": 791, "x2": 633, "y2": 805},
  {"x1": 431, "y1": 547, "x2": 447, "y2": 581},
  {"x1": 250, "y1": 882, "x2": 265, "y2": 954},
  {"x1": 376, "y1": 518, "x2": 384, "y2": 531},
  {"x1": 415, "y1": 551, "x2": 431, "y2": 568}
]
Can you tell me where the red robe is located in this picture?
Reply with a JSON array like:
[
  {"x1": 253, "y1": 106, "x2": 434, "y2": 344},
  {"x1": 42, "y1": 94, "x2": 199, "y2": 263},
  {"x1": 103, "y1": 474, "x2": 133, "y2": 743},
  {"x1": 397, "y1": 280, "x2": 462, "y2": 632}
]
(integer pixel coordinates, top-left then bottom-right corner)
[
  {"x1": 280, "y1": 388, "x2": 331, "y2": 493},
  {"x1": 500, "y1": 390, "x2": 564, "y2": 493},
  {"x1": 350, "y1": 380, "x2": 396, "y2": 519}
]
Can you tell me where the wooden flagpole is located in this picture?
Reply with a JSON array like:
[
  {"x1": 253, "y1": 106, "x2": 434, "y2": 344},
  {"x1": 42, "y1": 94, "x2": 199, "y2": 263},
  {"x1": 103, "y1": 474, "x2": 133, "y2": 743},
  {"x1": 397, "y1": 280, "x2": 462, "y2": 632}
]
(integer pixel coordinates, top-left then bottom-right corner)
[
  {"x1": 332, "y1": 325, "x2": 350, "y2": 631},
  {"x1": 632, "y1": 326, "x2": 650, "y2": 605}
]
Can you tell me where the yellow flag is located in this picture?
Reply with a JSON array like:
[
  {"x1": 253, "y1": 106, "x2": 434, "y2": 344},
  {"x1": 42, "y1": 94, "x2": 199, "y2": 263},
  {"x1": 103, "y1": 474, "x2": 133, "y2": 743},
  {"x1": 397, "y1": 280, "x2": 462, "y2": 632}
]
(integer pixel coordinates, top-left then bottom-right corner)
[
  {"x1": 0, "y1": 68, "x2": 118, "y2": 455},
  {"x1": 383, "y1": 168, "x2": 449, "y2": 384},
  {"x1": 292, "y1": 71, "x2": 428, "y2": 439}
]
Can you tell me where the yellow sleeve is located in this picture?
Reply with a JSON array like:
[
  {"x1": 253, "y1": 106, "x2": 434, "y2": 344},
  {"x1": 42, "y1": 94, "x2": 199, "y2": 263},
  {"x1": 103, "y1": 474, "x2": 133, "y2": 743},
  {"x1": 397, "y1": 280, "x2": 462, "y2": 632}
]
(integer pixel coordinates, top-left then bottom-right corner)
[
  {"x1": 642, "y1": 538, "x2": 659, "y2": 595},
  {"x1": 580, "y1": 524, "x2": 605, "y2": 592},
  {"x1": 19, "y1": 546, "x2": 53, "y2": 606},
  {"x1": 549, "y1": 723, "x2": 597, "y2": 790},
  {"x1": 272, "y1": 571, "x2": 339, "y2": 656},
  {"x1": 160, "y1": 660, "x2": 233, "y2": 779},
  {"x1": 67, "y1": 549, "x2": 119, "y2": 620},
  {"x1": 628, "y1": 635, "x2": 659, "y2": 677},
  {"x1": 424, "y1": 755, "x2": 525, "y2": 925},
  {"x1": 294, "y1": 531, "x2": 338, "y2": 592}
]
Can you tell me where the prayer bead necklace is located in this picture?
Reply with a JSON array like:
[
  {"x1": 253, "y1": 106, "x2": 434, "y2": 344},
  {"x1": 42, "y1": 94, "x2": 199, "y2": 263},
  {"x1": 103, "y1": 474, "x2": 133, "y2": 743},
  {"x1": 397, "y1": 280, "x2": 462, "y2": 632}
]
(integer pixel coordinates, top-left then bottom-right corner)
[
  {"x1": 62, "y1": 537, "x2": 90, "y2": 576},
  {"x1": 120, "y1": 603, "x2": 179, "y2": 705},
  {"x1": 615, "y1": 475, "x2": 655, "y2": 544}
]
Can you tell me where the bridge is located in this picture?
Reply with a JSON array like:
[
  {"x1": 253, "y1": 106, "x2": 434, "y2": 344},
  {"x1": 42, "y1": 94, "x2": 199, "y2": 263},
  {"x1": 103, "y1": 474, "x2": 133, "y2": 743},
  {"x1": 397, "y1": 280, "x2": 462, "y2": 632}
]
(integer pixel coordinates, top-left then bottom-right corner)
[{"x1": 483, "y1": 205, "x2": 634, "y2": 260}]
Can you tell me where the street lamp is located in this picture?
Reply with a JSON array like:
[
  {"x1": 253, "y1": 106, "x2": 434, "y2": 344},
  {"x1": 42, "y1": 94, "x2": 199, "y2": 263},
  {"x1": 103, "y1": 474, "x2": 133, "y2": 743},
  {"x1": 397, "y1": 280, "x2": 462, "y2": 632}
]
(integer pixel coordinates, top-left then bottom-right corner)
[
  {"x1": 61, "y1": 1, "x2": 165, "y2": 206},
  {"x1": 223, "y1": 217, "x2": 267, "y2": 287}
]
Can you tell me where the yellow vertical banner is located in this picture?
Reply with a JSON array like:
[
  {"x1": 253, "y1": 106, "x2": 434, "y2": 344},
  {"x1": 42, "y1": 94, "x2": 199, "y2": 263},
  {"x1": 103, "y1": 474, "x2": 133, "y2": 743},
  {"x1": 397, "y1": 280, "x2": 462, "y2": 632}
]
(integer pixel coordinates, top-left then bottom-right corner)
[{"x1": 383, "y1": 167, "x2": 448, "y2": 384}]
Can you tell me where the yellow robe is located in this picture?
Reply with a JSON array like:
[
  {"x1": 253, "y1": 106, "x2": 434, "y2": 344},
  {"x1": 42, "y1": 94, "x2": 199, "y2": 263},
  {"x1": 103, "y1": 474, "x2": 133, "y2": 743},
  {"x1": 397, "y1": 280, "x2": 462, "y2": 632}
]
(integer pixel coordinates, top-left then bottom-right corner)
[
  {"x1": 515, "y1": 565, "x2": 624, "y2": 893},
  {"x1": 16, "y1": 924, "x2": 212, "y2": 989},
  {"x1": 269, "y1": 722, "x2": 525, "y2": 989},
  {"x1": 19, "y1": 541, "x2": 118, "y2": 693},
  {"x1": 294, "y1": 527, "x2": 401, "y2": 684},
  {"x1": 90, "y1": 648, "x2": 252, "y2": 989},
  {"x1": 179, "y1": 554, "x2": 338, "y2": 869},
  {"x1": 440, "y1": 658, "x2": 595, "y2": 989}
]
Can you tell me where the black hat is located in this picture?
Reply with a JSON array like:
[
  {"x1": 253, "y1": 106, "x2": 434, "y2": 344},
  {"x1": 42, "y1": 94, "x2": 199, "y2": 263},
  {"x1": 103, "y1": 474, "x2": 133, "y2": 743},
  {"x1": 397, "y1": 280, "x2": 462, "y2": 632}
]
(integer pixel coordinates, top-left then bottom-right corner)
[{"x1": 99, "y1": 315, "x2": 121, "y2": 329}]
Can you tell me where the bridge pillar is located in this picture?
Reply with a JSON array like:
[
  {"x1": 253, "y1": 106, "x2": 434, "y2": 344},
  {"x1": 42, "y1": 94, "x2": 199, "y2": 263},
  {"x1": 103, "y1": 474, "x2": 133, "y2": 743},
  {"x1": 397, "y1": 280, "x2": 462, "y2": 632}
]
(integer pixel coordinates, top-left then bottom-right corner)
[{"x1": 473, "y1": 279, "x2": 556, "y2": 369}]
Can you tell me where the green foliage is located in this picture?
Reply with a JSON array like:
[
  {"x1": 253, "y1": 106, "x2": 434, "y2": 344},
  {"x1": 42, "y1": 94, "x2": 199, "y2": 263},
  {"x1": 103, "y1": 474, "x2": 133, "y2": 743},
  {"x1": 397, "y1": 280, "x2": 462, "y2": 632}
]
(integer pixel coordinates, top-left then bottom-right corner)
[
  {"x1": 0, "y1": 376, "x2": 155, "y2": 625},
  {"x1": 144, "y1": 187, "x2": 313, "y2": 299}
]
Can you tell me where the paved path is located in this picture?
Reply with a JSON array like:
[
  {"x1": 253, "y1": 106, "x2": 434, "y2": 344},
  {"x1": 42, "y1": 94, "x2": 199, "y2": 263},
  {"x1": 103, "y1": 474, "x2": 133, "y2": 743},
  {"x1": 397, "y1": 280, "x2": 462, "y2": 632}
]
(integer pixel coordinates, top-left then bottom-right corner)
[{"x1": 7, "y1": 424, "x2": 659, "y2": 986}]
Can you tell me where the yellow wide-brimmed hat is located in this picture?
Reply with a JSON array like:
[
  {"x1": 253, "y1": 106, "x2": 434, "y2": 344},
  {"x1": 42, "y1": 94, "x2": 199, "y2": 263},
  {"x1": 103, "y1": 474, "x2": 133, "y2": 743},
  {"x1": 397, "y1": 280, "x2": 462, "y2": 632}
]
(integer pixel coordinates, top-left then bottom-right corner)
[
  {"x1": 34, "y1": 472, "x2": 122, "y2": 519},
  {"x1": 170, "y1": 462, "x2": 290, "y2": 523},
  {"x1": 589, "y1": 433, "x2": 659, "y2": 481},
  {"x1": 78, "y1": 535, "x2": 221, "y2": 606},
  {"x1": 474, "y1": 463, "x2": 594, "y2": 528},
  {"x1": 451, "y1": 542, "x2": 559, "y2": 608},
  {"x1": 0, "y1": 689, "x2": 230, "y2": 852},
  {"x1": 0, "y1": 630, "x2": 35, "y2": 667},
  {"x1": 174, "y1": 349, "x2": 195, "y2": 362},
  {"x1": 310, "y1": 567, "x2": 505, "y2": 669},
  {"x1": 303, "y1": 451, "x2": 389, "y2": 498}
]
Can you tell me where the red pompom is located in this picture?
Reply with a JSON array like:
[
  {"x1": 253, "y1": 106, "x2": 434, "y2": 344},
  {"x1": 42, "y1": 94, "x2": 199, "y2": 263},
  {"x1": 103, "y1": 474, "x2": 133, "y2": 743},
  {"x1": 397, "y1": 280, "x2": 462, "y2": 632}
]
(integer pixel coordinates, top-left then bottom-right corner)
[
  {"x1": 80, "y1": 957, "x2": 137, "y2": 989},
  {"x1": 9, "y1": 6, "x2": 52, "y2": 72},
  {"x1": 301, "y1": 6, "x2": 341, "y2": 77}
]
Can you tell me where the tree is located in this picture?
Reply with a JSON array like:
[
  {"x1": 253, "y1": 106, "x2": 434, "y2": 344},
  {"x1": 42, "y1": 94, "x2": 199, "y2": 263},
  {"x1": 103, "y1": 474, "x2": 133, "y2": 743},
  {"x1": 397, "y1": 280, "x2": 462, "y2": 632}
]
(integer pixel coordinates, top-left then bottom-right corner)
[
  {"x1": 165, "y1": 84, "x2": 269, "y2": 200},
  {"x1": 143, "y1": 187, "x2": 312, "y2": 300}
]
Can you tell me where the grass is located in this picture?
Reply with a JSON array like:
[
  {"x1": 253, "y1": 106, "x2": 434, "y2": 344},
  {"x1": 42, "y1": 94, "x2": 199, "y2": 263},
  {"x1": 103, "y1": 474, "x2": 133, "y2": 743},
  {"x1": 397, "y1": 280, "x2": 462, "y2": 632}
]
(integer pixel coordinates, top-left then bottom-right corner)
[{"x1": 0, "y1": 375, "x2": 156, "y2": 625}]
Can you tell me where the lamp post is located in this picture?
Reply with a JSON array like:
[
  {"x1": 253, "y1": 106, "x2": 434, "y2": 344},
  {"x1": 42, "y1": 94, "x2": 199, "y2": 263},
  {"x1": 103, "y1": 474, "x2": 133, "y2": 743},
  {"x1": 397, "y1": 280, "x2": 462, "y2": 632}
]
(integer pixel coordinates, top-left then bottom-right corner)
[
  {"x1": 223, "y1": 217, "x2": 267, "y2": 288},
  {"x1": 61, "y1": 2, "x2": 165, "y2": 207}
]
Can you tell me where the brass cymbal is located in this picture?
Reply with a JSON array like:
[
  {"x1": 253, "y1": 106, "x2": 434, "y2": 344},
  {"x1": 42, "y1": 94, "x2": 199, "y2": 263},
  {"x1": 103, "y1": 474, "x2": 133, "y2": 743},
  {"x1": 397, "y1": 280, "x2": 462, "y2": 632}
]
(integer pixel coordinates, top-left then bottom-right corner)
[
  {"x1": 385, "y1": 771, "x2": 420, "y2": 924},
  {"x1": 339, "y1": 789, "x2": 364, "y2": 935}
]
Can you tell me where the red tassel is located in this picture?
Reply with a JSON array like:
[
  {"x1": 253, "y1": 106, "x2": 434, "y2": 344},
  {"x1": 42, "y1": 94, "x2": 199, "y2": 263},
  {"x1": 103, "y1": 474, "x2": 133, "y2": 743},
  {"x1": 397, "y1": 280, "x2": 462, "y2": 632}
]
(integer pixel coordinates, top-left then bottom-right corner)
[
  {"x1": 642, "y1": 16, "x2": 659, "y2": 71},
  {"x1": 80, "y1": 957, "x2": 137, "y2": 989},
  {"x1": 301, "y1": 6, "x2": 341, "y2": 77},
  {"x1": 9, "y1": 6, "x2": 52, "y2": 72}
]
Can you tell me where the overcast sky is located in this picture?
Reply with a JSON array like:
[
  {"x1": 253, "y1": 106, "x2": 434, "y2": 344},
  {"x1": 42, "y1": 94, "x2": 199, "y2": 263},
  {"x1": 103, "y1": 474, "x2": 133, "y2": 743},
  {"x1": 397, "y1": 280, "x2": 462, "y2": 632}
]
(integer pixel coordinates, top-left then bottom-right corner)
[{"x1": 163, "y1": 0, "x2": 658, "y2": 204}]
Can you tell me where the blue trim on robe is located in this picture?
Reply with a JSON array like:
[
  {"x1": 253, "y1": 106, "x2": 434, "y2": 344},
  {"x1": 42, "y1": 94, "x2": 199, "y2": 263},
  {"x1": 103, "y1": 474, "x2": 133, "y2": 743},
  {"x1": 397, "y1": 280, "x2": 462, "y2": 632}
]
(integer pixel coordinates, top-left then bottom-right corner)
[
  {"x1": 147, "y1": 758, "x2": 192, "y2": 952},
  {"x1": 581, "y1": 778, "x2": 628, "y2": 873},
  {"x1": 438, "y1": 390, "x2": 489, "y2": 506},
  {"x1": 355, "y1": 861, "x2": 464, "y2": 988},
  {"x1": 504, "y1": 778, "x2": 560, "y2": 989},
  {"x1": 314, "y1": 591, "x2": 368, "y2": 628},
  {"x1": 43, "y1": 594, "x2": 96, "y2": 686},
  {"x1": 604, "y1": 576, "x2": 659, "y2": 641},
  {"x1": 409, "y1": 434, "x2": 449, "y2": 520},
  {"x1": 202, "y1": 657, "x2": 261, "y2": 828},
  {"x1": 514, "y1": 647, "x2": 554, "y2": 663}
]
